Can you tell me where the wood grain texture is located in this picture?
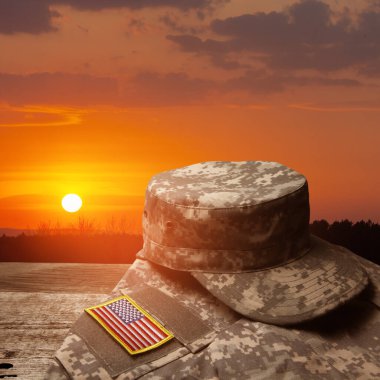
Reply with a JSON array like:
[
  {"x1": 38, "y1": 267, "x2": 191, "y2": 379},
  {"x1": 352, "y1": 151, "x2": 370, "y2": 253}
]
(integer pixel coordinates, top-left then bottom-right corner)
[
  {"x1": 0, "y1": 262, "x2": 129, "y2": 379},
  {"x1": 0, "y1": 262, "x2": 129, "y2": 293}
]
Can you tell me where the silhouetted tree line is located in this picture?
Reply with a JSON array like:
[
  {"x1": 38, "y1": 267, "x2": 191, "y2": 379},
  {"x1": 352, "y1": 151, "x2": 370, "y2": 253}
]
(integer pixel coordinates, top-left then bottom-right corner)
[
  {"x1": 0, "y1": 219, "x2": 378, "y2": 264},
  {"x1": 310, "y1": 219, "x2": 379, "y2": 265},
  {"x1": 0, "y1": 233, "x2": 142, "y2": 263}
]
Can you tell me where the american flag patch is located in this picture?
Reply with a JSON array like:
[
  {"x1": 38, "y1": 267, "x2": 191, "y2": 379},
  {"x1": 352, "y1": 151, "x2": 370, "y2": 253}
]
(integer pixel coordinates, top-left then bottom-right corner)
[{"x1": 85, "y1": 295, "x2": 173, "y2": 355}]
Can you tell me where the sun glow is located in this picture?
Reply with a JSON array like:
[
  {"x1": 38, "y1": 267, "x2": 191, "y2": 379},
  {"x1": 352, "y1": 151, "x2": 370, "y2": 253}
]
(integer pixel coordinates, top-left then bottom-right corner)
[{"x1": 61, "y1": 193, "x2": 83, "y2": 213}]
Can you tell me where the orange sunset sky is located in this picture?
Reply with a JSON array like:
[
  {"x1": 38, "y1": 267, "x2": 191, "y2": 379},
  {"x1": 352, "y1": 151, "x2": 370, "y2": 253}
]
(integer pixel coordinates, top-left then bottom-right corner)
[{"x1": 1, "y1": 0, "x2": 380, "y2": 233}]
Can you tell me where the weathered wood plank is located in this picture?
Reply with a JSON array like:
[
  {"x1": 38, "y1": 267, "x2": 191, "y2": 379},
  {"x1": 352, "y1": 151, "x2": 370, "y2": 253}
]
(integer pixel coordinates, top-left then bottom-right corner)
[
  {"x1": 0, "y1": 262, "x2": 129, "y2": 293},
  {"x1": 0, "y1": 263, "x2": 129, "y2": 379}
]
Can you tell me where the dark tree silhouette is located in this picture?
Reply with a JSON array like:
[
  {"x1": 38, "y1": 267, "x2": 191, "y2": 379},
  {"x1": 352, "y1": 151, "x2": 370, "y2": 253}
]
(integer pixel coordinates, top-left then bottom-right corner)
[
  {"x1": 0, "y1": 220, "x2": 379, "y2": 264},
  {"x1": 310, "y1": 219, "x2": 379, "y2": 265},
  {"x1": 0, "y1": 233, "x2": 142, "y2": 263}
]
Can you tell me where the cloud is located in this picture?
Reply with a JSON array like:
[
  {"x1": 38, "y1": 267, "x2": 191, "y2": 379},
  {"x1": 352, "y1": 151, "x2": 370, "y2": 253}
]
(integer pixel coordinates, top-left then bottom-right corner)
[
  {"x1": 168, "y1": 0, "x2": 380, "y2": 76},
  {"x1": 288, "y1": 103, "x2": 380, "y2": 112},
  {"x1": 0, "y1": 73, "x2": 118, "y2": 106},
  {"x1": 0, "y1": 0, "x2": 224, "y2": 34},
  {"x1": 51, "y1": 0, "x2": 219, "y2": 11},
  {"x1": 0, "y1": 104, "x2": 86, "y2": 127},
  {"x1": 167, "y1": 34, "x2": 223, "y2": 53},
  {"x1": 0, "y1": 0, "x2": 60, "y2": 34},
  {"x1": 160, "y1": 14, "x2": 202, "y2": 34},
  {"x1": 223, "y1": 70, "x2": 360, "y2": 94},
  {"x1": 122, "y1": 72, "x2": 214, "y2": 106},
  {"x1": 0, "y1": 70, "x2": 361, "y2": 110},
  {"x1": 0, "y1": 71, "x2": 214, "y2": 108}
]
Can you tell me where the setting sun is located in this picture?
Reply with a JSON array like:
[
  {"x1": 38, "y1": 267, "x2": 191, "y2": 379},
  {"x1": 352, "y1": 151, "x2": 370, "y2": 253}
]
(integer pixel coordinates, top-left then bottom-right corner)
[{"x1": 61, "y1": 194, "x2": 83, "y2": 213}]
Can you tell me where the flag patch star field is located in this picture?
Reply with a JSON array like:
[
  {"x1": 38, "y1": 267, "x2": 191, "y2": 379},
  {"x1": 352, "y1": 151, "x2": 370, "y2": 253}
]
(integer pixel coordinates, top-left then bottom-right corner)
[{"x1": 85, "y1": 295, "x2": 173, "y2": 354}]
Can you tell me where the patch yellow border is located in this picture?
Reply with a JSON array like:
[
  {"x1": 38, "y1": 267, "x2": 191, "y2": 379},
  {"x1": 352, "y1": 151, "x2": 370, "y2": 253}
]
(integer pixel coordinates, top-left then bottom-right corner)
[{"x1": 85, "y1": 295, "x2": 174, "y2": 355}]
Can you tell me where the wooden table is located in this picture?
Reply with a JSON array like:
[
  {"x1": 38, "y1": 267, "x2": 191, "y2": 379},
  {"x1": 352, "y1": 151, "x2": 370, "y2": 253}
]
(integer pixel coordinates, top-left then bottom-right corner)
[{"x1": 0, "y1": 262, "x2": 129, "y2": 379}]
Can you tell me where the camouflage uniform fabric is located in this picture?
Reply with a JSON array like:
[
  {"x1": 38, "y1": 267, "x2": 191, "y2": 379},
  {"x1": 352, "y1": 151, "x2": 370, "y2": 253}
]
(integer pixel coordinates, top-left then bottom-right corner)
[
  {"x1": 47, "y1": 254, "x2": 380, "y2": 379},
  {"x1": 47, "y1": 161, "x2": 379, "y2": 379}
]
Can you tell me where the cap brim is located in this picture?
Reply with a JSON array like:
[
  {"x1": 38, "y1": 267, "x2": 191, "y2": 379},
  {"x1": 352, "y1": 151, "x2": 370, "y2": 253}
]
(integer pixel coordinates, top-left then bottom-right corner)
[{"x1": 191, "y1": 235, "x2": 368, "y2": 325}]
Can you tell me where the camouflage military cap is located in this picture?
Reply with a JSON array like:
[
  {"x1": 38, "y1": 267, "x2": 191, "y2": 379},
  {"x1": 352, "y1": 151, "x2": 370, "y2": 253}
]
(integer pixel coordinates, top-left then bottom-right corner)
[{"x1": 137, "y1": 161, "x2": 368, "y2": 324}]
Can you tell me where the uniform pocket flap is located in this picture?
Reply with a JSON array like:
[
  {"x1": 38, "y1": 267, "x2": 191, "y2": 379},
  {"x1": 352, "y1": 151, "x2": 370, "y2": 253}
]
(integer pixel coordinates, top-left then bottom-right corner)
[
  {"x1": 128, "y1": 286, "x2": 216, "y2": 352},
  {"x1": 72, "y1": 312, "x2": 186, "y2": 378}
]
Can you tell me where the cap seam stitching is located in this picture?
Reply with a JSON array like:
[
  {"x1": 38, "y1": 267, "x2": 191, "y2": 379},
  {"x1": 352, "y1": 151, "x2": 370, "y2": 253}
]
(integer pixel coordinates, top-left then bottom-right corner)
[
  {"x1": 272, "y1": 263, "x2": 352, "y2": 306},
  {"x1": 271, "y1": 277, "x2": 367, "y2": 318},
  {"x1": 270, "y1": 263, "x2": 340, "y2": 288},
  {"x1": 223, "y1": 268, "x2": 367, "y2": 321},
  {"x1": 206, "y1": 254, "x2": 351, "y2": 306}
]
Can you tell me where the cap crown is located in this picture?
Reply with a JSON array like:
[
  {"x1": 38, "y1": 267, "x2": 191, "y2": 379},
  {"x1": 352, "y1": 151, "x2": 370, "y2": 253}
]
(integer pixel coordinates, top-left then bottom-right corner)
[{"x1": 140, "y1": 161, "x2": 310, "y2": 272}]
